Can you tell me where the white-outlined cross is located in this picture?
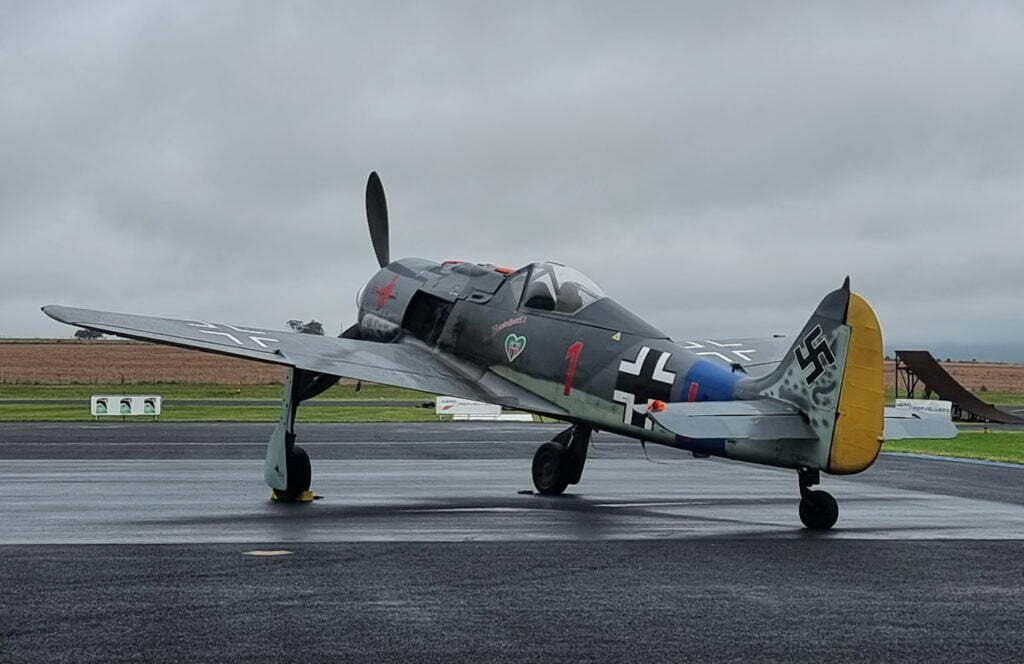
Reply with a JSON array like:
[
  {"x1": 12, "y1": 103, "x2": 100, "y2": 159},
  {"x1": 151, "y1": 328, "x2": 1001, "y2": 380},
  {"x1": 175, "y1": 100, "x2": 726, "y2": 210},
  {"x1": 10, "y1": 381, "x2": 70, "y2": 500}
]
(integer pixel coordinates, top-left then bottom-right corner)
[
  {"x1": 187, "y1": 322, "x2": 279, "y2": 348},
  {"x1": 682, "y1": 340, "x2": 757, "y2": 363}
]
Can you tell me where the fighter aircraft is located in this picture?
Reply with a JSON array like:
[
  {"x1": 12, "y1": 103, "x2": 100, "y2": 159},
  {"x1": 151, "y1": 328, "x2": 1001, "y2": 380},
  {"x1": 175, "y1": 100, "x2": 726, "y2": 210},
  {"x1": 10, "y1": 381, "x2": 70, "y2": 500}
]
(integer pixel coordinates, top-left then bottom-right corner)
[{"x1": 43, "y1": 172, "x2": 955, "y2": 530}]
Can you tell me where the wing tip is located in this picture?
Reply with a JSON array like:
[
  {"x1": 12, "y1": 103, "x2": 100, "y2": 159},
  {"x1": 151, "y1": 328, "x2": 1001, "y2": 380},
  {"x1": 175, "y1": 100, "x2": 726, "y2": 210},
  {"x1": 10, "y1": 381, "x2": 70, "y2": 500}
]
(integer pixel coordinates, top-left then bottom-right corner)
[
  {"x1": 41, "y1": 304, "x2": 64, "y2": 321},
  {"x1": 41, "y1": 305, "x2": 85, "y2": 325}
]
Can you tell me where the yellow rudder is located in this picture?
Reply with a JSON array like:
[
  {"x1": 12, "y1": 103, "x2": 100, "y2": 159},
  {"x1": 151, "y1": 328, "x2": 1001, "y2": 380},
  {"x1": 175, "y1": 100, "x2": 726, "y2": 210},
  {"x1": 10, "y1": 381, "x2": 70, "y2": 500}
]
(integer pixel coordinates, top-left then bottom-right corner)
[{"x1": 827, "y1": 293, "x2": 885, "y2": 474}]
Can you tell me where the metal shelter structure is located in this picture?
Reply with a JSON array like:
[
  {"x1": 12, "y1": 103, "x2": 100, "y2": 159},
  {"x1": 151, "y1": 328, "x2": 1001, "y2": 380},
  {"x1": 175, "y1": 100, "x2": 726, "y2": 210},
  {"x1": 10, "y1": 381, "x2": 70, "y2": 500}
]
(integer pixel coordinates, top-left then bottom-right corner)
[{"x1": 893, "y1": 350, "x2": 1024, "y2": 424}]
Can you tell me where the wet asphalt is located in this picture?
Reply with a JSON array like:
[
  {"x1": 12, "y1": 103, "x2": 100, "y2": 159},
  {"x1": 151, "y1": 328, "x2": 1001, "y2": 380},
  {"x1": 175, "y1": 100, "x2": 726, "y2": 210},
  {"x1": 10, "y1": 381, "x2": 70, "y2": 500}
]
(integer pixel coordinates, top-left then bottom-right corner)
[{"x1": 0, "y1": 422, "x2": 1021, "y2": 662}]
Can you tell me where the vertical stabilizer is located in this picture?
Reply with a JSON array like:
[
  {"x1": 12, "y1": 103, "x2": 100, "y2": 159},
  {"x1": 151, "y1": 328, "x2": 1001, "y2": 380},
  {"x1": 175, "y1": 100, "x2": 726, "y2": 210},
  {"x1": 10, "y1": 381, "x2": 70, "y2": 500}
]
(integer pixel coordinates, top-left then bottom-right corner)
[{"x1": 737, "y1": 278, "x2": 884, "y2": 474}]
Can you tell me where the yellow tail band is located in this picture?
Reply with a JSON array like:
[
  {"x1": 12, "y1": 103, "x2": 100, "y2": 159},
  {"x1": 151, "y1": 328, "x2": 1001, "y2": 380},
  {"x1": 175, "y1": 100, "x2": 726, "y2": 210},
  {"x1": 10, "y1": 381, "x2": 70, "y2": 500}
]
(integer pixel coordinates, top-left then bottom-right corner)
[{"x1": 827, "y1": 293, "x2": 885, "y2": 474}]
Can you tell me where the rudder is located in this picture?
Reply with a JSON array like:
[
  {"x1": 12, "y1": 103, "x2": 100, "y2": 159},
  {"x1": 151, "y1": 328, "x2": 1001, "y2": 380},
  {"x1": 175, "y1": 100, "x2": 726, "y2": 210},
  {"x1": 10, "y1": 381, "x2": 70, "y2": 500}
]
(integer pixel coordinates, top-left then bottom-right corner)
[{"x1": 828, "y1": 292, "x2": 884, "y2": 473}]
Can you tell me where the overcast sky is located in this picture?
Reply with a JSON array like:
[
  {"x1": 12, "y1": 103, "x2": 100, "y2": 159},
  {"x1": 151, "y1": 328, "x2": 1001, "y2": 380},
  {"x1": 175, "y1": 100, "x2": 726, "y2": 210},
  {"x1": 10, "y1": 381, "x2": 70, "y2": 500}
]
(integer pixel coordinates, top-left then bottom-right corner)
[{"x1": 2, "y1": 2, "x2": 1022, "y2": 360}]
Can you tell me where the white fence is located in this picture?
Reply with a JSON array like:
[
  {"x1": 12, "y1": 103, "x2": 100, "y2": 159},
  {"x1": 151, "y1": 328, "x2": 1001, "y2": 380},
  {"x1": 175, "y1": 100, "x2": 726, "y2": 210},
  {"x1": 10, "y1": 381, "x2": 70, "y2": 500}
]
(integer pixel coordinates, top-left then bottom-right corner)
[{"x1": 91, "y1": 395, "x2": 161, "y2": 418}]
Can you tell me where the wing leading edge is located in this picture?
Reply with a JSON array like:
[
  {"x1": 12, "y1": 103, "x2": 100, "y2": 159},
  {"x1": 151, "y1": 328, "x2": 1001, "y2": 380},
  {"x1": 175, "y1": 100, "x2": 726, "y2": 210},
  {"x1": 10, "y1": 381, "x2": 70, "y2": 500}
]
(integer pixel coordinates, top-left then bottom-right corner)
[{"x1": 42, "y1": 305, "x2": 565, "y2": 417}]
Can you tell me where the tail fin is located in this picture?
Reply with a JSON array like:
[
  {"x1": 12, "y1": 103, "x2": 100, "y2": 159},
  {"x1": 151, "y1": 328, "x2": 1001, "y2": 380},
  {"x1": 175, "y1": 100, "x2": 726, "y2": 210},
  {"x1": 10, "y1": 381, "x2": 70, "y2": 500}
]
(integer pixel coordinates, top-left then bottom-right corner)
[{"x1": 738, "y1": 277, "x2": 884, "y2": 474}]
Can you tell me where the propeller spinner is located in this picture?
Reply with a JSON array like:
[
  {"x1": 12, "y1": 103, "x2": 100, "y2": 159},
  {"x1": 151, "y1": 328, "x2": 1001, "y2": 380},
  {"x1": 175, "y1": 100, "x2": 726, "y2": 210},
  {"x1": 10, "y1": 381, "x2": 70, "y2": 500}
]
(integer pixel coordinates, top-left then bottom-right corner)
[{"x1": 365, "y1": 171, "x2": 390, "y2": 268}]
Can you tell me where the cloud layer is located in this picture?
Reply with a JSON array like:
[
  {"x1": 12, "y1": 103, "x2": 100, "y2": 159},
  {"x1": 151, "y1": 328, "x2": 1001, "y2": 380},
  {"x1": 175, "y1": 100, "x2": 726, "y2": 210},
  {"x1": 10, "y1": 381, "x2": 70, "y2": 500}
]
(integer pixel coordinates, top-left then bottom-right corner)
[{"x1": 2, "y1": 2, "x2": 1022, "y2": 359}]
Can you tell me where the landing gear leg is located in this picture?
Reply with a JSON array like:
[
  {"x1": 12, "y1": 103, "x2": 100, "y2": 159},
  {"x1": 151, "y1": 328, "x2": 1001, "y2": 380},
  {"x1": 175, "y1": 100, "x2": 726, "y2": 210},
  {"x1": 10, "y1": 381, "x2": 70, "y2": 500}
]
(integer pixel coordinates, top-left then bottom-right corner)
[
  {"x1": 797, "y1": 467, "x2": 838, "y2": 530},
  {"x1": 265, "y1": 367, "x2": 339, "y2": 503},
  {"x1": 531, "y1": 425, "x2": 592, "y2": 495}
]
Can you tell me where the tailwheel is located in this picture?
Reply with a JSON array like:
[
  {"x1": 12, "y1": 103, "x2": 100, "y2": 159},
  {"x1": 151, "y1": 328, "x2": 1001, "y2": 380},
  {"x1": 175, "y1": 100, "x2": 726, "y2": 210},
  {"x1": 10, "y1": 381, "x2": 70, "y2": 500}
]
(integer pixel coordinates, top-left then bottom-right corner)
[
  {"x1": 799, "y1": 490, "x2": 839, "y2": 530},
  {"x1": 532, "y1": 442, "x2": 569, "y2": 495},
  {"x1": 797, "y1": 467, "x2": 838, "y2": 530}
]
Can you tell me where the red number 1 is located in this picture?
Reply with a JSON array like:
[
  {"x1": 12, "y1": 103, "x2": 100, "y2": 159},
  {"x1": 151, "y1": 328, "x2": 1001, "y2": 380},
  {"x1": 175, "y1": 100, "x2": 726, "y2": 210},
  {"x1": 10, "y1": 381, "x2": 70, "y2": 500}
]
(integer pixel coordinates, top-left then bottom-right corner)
[{"x1": 563, "y1": 341, "x2": 583, "y2": 396}]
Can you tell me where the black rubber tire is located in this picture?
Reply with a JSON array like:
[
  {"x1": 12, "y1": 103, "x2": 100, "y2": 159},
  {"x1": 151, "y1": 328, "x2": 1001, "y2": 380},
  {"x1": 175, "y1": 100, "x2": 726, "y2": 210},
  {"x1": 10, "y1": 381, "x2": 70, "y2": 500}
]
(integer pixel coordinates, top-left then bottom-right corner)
[
  {"x1": 799, "y1": 490, "x2": 839, "y2": 530},
  {"x1": 278, "y1": 445, "x2": 311, "y2": 500},
  {"x1": 532, "y1": 442, "x2": 569, "y2": 495}
]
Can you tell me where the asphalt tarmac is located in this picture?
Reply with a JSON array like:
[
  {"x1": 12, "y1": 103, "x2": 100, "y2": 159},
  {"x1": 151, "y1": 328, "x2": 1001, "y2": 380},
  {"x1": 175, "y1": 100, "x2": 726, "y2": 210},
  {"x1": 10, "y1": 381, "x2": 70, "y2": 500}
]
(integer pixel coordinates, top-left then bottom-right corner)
[{"x1": 1, "y1": 422, "x2": 1022, "y2": 662}]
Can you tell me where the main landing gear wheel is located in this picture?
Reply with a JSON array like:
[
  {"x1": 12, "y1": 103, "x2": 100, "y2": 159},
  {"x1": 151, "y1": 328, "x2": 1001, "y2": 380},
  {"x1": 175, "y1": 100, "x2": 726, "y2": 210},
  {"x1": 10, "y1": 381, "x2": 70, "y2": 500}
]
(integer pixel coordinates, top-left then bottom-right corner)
[
  {"x1": 799, "y1": 490, "x2": 838, "y2": 530},
  {"x1": 530, "y1": 426, "x2": 592, "y2": 496},
  {"x1": 275, "y1": 445, "x2": 312, "y2": 502},
  {"x1": 532, "y1": 442, "x2": 569, "y2": 495}
]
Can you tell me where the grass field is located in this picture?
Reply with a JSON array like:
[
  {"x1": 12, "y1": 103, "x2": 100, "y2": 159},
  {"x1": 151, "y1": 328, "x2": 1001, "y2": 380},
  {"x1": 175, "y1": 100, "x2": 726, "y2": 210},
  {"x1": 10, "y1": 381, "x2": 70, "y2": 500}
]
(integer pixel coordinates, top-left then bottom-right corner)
[
  {"x1": 0, "y1": 382, "x2": 1020, "y2": 464},
  {"x1": 0, "y1": 404, "x2": 440, "y2": 423},
  {"x1": 0, "y1": 382, "x2": 431, "y2": 401},
  {"x1": 883, "y1": 432, "x2": 1024, "y2": 465},
  {"x1": 963, "y1": 392, "x2": 1024, "y2": 405},
  {"x1": 884, "y1": 390, "x2": 1024, "y2": 405},
  {"x1": 0, "y1": 382, "x2": 437, "y2": 422}
]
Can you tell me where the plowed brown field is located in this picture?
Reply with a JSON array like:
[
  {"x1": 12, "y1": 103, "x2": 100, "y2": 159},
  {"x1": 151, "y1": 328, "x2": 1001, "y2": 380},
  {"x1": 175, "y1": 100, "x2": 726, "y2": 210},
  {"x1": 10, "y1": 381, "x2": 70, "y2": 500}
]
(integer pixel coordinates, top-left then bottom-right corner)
[
  {"x1": 883, "y1": 360, "x2": 1024, "y2": 394},
  {"x1": 1, "y1": 341, "x2": 1022, "y2": 392},
  {"x1": 0, "y1": 341, "x2": 284, "y2": 384}
]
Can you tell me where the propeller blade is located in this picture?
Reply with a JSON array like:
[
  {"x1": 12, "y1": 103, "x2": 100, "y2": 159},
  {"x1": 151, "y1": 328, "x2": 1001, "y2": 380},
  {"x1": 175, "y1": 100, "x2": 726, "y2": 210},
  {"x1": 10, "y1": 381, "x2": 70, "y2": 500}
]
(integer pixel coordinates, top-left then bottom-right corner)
[{"x1": 365, "y1": 171, "x2": 390, "y2": 268}]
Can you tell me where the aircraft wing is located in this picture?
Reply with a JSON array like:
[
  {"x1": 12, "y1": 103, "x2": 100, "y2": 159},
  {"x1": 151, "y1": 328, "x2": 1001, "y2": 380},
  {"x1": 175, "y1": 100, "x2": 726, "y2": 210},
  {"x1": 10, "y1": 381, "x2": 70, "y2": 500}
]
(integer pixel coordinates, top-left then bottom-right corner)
[
  {"x1": 42, "y1": 305, "x2": 565, "y2": 416},
  {"x1": 649, "y1": 400, "x2": 958, "y2": 441},
  {"x1": 677, "y1": 336, "x2": 790, "y2": 377},
  {"x1": 882, "y1": 407, "x2": 959, "y2": 440}
]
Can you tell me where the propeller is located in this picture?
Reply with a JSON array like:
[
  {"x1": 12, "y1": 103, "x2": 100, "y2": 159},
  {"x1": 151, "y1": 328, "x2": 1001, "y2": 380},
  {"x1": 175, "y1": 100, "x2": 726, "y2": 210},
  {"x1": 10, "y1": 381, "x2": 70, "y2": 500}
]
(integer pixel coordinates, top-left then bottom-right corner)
[{"x1": 365, "y1": 171, "x2": 390, "y2": 268}]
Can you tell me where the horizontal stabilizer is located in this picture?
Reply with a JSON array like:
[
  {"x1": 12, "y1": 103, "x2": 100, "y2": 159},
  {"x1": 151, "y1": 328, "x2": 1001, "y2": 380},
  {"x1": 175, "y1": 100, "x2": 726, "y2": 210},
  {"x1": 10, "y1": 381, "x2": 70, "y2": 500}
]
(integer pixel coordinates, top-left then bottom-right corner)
[
  {"x1": 651, "y1": 400, "x2": 958, "y2": 442},
  {"x1": 882, "y1": 407, "x2": 958, "y2": 440},
  {"x1": 649, "y1": 399, "x2": 817, "y2": 440}
]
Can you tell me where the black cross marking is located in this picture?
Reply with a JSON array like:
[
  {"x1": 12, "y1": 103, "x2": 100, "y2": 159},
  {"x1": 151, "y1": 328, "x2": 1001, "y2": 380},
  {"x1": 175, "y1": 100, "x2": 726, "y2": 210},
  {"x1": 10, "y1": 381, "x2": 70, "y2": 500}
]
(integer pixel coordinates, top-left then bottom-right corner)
[
  {"x1": 795, "y1": 325, "x2": 836, "y2": 385},
  {"x1": 614, "y1": 348, "x2": 675, "y2": 427}
]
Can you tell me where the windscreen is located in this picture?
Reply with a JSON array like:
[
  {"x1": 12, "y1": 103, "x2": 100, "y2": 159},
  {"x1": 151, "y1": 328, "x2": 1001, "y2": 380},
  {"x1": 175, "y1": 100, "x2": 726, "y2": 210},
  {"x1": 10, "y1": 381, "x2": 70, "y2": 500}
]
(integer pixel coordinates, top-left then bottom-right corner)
[{"x1": 521, "y1": 263, "x2": 606, "y2": 314}]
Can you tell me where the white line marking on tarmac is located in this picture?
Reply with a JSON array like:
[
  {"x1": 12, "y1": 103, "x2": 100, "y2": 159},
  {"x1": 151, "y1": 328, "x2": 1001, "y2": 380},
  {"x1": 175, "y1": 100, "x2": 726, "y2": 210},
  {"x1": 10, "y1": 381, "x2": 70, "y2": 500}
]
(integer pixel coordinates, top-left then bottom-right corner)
[
  {"x1": 406, "y1": 508, "x2": 532, "y2": 513},
  {"x1": 593, "y1": 501, "x2": 709, "y2": 508},
  {"x1": 882, "y1": 452, "x2": 1024, "y2": 470}
]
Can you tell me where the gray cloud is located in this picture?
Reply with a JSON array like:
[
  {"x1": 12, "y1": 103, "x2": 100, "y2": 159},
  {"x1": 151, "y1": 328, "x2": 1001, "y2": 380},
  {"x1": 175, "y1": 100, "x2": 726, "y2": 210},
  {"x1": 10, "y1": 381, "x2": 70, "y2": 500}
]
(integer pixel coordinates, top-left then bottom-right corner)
[{"x1": 2, "y1": 1, "x2": 1022, "y2": 359}]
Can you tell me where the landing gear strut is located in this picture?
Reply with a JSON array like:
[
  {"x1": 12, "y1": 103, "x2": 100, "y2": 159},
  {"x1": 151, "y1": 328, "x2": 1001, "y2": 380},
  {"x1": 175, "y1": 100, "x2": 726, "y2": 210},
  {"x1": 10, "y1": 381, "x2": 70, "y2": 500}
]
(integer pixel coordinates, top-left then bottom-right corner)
[
  {"x1": 797, "y1": 467, "x2": 838, "y2": 530},
  {"x1": 265, "y1": 367, "x2": 338, "y2": 502},
  {"x1": 532, "y1": 425, "x2": 591, "y2": 495}
]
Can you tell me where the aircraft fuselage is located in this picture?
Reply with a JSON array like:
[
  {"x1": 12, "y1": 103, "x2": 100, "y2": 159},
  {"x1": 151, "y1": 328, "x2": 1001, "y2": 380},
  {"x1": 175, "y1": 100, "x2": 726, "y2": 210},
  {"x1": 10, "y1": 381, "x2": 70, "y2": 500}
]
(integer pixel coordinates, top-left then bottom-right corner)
[{"x1": 355, "y1": 258, "x2": 753, "y2": 456}]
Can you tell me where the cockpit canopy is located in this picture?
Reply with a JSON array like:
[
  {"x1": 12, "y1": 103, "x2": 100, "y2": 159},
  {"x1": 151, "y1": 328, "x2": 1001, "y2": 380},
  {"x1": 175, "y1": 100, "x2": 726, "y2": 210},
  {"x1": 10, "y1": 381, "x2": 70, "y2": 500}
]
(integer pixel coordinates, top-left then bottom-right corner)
[{"x1": 520, "y1": 262, "x2": 606, "y2": 314}]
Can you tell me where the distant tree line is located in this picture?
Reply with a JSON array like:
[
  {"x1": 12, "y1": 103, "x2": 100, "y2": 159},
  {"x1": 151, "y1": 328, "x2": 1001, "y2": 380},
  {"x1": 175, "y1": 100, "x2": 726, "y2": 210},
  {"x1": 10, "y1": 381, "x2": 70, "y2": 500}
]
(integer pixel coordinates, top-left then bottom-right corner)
[
  {"x1": 286, "y1": 319, "x2": 324, "y2": 335},
  {"x1": 71, "y1": 321, "x2": 326, "y2": 339}
]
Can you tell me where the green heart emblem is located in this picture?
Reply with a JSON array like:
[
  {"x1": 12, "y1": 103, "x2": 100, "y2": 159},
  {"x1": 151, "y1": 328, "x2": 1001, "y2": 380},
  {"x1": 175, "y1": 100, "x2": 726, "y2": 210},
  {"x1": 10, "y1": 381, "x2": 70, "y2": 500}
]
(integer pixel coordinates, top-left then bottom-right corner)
[{"x1": 505, "y1": 334, "x2": 526, "y2": 362}]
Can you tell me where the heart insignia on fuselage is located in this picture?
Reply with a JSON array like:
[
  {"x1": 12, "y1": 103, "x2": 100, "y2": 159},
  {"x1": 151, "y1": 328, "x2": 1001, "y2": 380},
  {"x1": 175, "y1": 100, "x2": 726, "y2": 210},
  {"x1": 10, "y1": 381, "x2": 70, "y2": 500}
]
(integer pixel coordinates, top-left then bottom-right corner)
[{"x1": 505, "y1": 333, "x2": 526, "y2": 362}]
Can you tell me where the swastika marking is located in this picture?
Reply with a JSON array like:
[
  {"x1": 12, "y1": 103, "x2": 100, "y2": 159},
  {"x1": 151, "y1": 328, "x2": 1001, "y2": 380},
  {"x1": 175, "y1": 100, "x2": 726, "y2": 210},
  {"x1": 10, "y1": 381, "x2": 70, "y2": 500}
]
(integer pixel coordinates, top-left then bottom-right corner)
[{"x1": 794, "y1": 325, "x2": 836, "y2": 384}]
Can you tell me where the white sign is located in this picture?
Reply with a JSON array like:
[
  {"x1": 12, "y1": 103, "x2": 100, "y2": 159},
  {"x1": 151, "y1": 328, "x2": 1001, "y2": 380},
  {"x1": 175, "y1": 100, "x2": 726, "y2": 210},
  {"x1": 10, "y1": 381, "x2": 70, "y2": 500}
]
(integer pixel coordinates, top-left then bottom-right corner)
[
  {"x1": 435, "y1": 396, "x2": 502, "y2": 419},
  {"x1": 894, "y1": 399, "x2": 952, "y2": 417},
  {"x1": 434, "y1": 396, "x2": 533, "y2": 421},
  {"x1": 91, "y1": 395, "x2": 162, "y2": 417}
]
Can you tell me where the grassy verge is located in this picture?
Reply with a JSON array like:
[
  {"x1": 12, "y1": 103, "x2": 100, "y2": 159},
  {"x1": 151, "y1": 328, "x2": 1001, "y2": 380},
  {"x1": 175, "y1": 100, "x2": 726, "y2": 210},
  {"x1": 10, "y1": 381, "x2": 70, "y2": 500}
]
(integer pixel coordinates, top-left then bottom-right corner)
[
  {"x1": 0, "y1": 404, "x2": 442, "y2": 423},
  {"x1": 969, "y1": 392, "x2": 1024, "y2": 405},
  {"x1": 884, "y1": 390, "x2": 1024, "y2": 405},
  {"x1": 0, "y1": 382, "x2": 431, "y2": 401},
  {"x1": 884, "y1": 431, "x2": 1024, "y2": 465}
]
